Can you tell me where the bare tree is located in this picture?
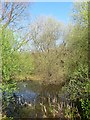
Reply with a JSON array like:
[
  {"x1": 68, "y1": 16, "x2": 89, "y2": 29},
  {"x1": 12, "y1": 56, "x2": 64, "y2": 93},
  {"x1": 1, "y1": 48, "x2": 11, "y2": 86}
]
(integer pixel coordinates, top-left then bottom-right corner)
[
  {"x1": 0, "y1": 2, "x2": 32, "y2": 51},
  {"x1": 0, "y1": 2, "x2": 31, "y2": 30},
  {"x1": 29, "y1": 16, "x2": 66, "y2": 83}
]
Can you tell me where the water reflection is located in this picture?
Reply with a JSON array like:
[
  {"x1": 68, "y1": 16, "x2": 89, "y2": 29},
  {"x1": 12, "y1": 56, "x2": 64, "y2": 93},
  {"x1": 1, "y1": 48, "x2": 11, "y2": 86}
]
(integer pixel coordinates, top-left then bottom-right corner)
[{"x1": 5, "y1": 80, "x2": 67, "y2": 118}]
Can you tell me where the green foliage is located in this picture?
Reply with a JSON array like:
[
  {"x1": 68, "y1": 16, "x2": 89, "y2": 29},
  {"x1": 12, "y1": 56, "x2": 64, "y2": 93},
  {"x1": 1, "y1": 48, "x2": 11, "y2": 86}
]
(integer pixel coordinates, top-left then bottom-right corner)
[
  {"x1": 65, "y1": 106, "x2": 78, "y2": 119},
  {"x1": 80, "y1": 98, "x2": 90, "y2": 119},
  {"x1": 61, "y1": 64, "x2": 89, "y2": 119},
  {"x1": 17, "y1": 52, "x2": 34, "y2": 76},
  {"x1": 0, "y1": 2, "x2": 89, "y2": 119},
  {"x1": 1, "y1": 116, "x2": 13, "y2": 120},
  {"x1": 1, "y1": 28, "x2": 18, "y2": 109},
  {"x1": 72, "y1": 2, "x2": 88, "y2": 26},
  {"x1": 2, "y1": 29, "x2": 18, "y2": 81},
  {"x1": 1, "y1": 27, "x2": 34, "y2": 110},
  {"x1": 60, "y1": 3, "x2": 89, "y2": 119}
]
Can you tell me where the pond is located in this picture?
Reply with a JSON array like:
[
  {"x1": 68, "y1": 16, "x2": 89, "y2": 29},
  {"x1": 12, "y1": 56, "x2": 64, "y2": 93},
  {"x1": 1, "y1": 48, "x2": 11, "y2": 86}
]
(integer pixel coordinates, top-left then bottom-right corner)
[{"x1": 5, "y1": 80, "x2": 68, "y2": 119}]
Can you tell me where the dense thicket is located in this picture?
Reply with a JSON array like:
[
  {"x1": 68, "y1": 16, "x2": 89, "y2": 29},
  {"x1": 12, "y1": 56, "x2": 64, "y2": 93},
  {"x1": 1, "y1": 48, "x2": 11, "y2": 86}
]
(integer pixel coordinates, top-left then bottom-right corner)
[{"x1": 1, "y1": 2, "x2": 89, "y2": 120}]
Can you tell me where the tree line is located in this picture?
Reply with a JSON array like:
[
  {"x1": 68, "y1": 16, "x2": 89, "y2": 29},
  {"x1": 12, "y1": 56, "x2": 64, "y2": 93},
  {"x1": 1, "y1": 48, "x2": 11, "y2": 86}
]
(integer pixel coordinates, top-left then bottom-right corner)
[{"x1": 0, "y1": 2, "x2": 90, "y2": 119}]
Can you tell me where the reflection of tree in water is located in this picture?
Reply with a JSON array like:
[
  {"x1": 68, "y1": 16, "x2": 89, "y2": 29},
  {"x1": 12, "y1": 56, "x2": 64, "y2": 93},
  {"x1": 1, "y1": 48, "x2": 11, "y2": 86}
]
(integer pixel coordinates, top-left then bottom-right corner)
[
  {"x1": 34, "y1": 84, "x2": 65, "y2": 118},
  {"x1": 3, "y1": 83, "x2": 81, "y2": 119}
]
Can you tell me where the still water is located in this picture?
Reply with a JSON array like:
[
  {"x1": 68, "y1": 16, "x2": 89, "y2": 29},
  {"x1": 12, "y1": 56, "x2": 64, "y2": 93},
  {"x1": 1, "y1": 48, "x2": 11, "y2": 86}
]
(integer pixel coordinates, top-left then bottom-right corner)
[{"x1": 6, "y1": 80, "x2": 66, "y2": 118}]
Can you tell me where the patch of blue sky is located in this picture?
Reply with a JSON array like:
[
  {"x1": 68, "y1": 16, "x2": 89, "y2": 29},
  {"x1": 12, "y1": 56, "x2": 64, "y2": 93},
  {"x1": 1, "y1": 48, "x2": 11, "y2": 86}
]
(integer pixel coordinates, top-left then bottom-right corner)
[
  {"x1": 17, "y1": 2, "x2": 73, "y2": 51},
  {"x1": 29, "y1": 2, "x2": 73, "y2": 24}
]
